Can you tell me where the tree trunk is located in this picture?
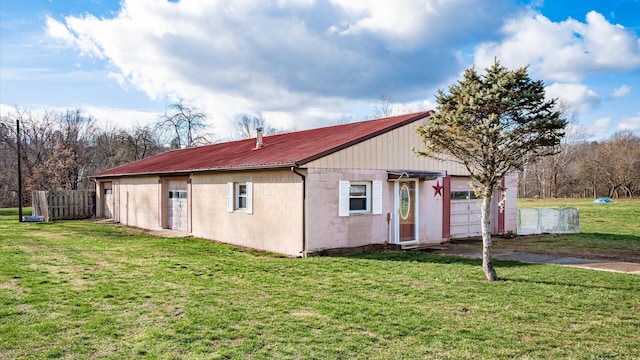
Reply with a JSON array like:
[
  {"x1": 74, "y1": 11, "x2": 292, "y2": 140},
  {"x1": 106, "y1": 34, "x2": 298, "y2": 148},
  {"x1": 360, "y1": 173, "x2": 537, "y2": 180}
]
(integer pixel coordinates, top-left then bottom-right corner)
[
  {"x1": 481, "y1": 192, "x2": 498, "y2": 281},
  {"x1": 550, "y1": 172, "x2": 558, "y2": 198}
]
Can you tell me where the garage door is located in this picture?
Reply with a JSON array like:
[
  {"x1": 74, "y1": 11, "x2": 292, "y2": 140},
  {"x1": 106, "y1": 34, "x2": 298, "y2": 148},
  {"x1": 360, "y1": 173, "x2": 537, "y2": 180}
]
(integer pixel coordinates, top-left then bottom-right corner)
[
  {"x1": 103, "y1": 182, "x2": 113, "y2": 219},
  {"x1": 450, "y1": 180, "x2": 481, "y2": 238},
  {"x1": 167, "y1": 180, "x2": 187, "y2": 231}
]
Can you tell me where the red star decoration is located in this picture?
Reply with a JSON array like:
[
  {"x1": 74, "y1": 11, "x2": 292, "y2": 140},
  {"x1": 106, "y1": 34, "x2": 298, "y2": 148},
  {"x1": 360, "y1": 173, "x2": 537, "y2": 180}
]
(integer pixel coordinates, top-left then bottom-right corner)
[{"x1": 432, "y1": 180, "x2": 444, "y2": 197}]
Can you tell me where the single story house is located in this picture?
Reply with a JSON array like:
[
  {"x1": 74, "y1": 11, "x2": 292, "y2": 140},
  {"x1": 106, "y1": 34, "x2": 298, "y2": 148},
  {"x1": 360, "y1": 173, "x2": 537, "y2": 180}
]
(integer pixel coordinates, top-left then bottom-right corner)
[{"x1": 92, "y1": 111, "x2": 517, "y2": 257}]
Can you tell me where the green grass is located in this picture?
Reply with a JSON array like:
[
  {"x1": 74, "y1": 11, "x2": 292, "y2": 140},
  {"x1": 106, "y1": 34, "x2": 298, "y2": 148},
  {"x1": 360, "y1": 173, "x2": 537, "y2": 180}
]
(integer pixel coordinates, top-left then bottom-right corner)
[
  {"x1": 503, "y1": 198, "x2": 640, "y2": 261},
  {"x1": 1, "y1": 206, "x2": 639, "y2": 359},
  {"x1": 518, "y1": 197, "x2": 640, "y2": 235}
]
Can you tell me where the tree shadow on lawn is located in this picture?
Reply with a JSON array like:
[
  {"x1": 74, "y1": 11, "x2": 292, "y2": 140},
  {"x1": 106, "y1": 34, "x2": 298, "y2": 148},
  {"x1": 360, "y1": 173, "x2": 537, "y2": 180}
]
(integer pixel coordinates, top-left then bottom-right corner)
[
  {"x1": 347, "y1": 252, "x2": 638, "y2": 291},
  {"x1": 348, "y1": 251, "x2": 533, "y2": 269},
  {"x1": 496, "y1": 232, "x2": 640, "y2": 263},
  {"x1": 500, "y1": 275, "x2": 639, "y2": 291},
  {"x1": 515, "y1": 232, "x2": 640, "y2": 243}
]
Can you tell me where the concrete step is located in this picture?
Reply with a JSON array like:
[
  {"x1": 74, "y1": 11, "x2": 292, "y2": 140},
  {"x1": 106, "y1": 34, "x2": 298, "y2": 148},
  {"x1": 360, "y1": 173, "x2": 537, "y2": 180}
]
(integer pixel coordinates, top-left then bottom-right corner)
[{"x1": 401, "y1": 244, "x2": 449, "y2": 252}]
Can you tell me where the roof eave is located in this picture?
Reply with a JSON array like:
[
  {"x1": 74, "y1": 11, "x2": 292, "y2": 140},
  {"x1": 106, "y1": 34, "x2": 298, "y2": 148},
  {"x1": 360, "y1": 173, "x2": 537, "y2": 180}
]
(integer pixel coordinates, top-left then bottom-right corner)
[{"x1": 90, "y1": 162, "x2": 298, "y2": 179}]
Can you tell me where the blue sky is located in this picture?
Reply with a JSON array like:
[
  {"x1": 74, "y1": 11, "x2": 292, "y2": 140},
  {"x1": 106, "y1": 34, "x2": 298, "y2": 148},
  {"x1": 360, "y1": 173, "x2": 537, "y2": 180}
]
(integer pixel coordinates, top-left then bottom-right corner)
[{"x1": 1, "y1": 0, "x2": 639, "y2": 140}]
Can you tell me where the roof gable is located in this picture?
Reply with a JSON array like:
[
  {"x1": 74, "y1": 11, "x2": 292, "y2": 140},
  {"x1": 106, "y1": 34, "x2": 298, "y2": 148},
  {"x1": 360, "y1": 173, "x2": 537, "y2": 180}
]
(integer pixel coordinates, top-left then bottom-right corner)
[{"x1": 92, "y1": 111, "x2": 432, "y2": 177}]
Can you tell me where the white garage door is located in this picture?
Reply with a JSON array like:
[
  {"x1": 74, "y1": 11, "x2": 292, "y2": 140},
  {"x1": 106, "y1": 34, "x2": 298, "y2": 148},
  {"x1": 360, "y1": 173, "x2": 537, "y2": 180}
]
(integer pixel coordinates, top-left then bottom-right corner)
[
  {"x1": 450, "y1": 180, "x2": 481, "y2": 238},
  {"x1": 167, "y1": 180, "x2": 187, "y2": 231},
  {"x1": 103, "y1": 182, "x2": 113, "y2": 219}
]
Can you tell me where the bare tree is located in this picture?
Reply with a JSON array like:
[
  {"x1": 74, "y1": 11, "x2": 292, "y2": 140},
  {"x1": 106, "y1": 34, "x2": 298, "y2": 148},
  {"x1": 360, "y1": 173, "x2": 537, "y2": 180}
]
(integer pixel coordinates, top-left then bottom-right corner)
[
  {"x1": 371, "y1": 95, "x2": 395, "y2": 118},
  {"x1": 234, "y1": 112, "x2": 277, "y2": 139},
  {"x1": 156, "y1": 99, "x2": 212, "y2": 148},
  {"x1": 122, "y1": 125, "x2": 164, "y2": 161},
  {"x1": 55, "y1": 109, "x2": 96, "y2": 190},
  {"x1": 0, "y1": 106, "x2": 174, "y2": 207},
  {"x1": 600, "y1": 131, "x2": 640, "y2": 198},
  {"x1": 91, "y1": 124, "x2": 164, "y2": 171},
  {"x1": 518, "y1": 100, "x2": 586, "y2": 198},
  {"x1": 1, "y1": 108, "x2": 57, "y2": 199},
  {"x1": 0, "y1": 107, "x2": 98, "y2": 204},
  {"x1": 0, "y1": 118, "x2": 19, "y2": 207}
]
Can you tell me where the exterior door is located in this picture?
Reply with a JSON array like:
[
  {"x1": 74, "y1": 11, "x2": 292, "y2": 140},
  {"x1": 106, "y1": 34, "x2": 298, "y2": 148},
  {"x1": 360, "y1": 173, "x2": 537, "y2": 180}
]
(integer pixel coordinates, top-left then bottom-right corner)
[
  {"x1": 103, "y1": 182, "x2": 113, "y2": 219},
  {"x1": 396, "y1": 180, "x2": 418, "y2": 244},
  {"x1": 167, "y1": 180, "x2": 187, "y2": 231}
]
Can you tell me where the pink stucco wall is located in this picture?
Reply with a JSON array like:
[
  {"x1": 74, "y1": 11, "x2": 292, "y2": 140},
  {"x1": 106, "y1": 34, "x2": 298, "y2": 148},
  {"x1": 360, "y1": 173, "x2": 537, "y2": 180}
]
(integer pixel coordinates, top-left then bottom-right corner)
[
  {"x1": 97, "y1": 169, "x2": 518, "y2": 256},
  {"x1": 190, "y1": 170, "x2": 303, "y2": 257},
  {"x1": 305, "y1": 169, "x2": 447, "y2": 253},
  {"x1": 420, "y1": 179, "x2": 445, "y2": 243},
  {"x1": 306, "y1": 169, "x2": 389, "y2": 251}
]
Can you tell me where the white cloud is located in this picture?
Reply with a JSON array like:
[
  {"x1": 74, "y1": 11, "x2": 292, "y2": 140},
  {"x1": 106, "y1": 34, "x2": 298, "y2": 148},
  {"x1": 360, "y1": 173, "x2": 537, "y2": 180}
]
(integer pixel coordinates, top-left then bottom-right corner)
[
  {"x1": 331, "y1": 0, "x2": 514, "y2": 50},
  {"x1": 545, "y1": 83, "x2": 600, "y2": 113},
  {"x1": 610, "y1": 85, "x2": 630, "y2": 98},
  {"x1": 1, "y1": 103, "x2": 159, "y2": 131},
  {"x1": 392, "y1": 99, "x2": 435, "y2": 115},
  {"x1": 37, "y1": 1, "x2": 640, "y2": 141},
  {"x1": 43, "y1": 0, "x2": 513, "y2": 136},
  {"x1": 474, "y1": 11, "x2": 640, "y2": 82},
  {"x1": 330, "y1": 0, "x2": 440, "y2": 46},
  {"x1": 593, "y1": 117, "x2": 611, "y2": 128},
  {"x1": 0, "y1": 104, "x2": 15, "y2": 117},
  {"x1": 618, "y1": 114, "x2": 640, "y2": 132},
  {"x1": 44, "y1": 16, "x2": 76, "y2": 45},
  {"x1": 83, "y1": 105, "x2": 160, "y2": 129},
  {"x1": 561, "y1": 118, "x2": 607, "y2": 143}
]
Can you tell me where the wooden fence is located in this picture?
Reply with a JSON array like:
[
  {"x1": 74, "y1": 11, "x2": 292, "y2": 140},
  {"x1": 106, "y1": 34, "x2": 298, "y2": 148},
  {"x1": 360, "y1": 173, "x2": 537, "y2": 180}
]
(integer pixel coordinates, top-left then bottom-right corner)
[{"x1": 32, "y1": 190, "x2": 95, "y2": 221}]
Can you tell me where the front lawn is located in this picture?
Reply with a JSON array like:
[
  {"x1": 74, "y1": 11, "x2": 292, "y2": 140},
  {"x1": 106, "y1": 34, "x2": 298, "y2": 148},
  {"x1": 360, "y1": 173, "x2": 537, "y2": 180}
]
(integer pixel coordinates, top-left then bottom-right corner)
[{"x1": 1, "y1": 207, "x2": 639, "y2": 359}]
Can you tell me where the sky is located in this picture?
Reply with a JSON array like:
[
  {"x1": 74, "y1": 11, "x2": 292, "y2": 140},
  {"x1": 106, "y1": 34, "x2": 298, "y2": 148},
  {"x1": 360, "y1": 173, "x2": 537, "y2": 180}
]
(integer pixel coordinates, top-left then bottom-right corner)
[{"x1": 1, "y1": 0, "x2": 639, "y2": 140}]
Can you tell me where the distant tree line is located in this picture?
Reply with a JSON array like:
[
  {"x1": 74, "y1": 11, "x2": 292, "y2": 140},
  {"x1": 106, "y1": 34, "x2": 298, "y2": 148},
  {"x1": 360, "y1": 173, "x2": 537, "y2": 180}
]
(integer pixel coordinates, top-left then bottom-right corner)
[
  {"x1": 519, "y1": 130, "x2": 640, "y2": 198},
  {"x1": 0, "y1": 101, "x2": 286, "y2": 208},
  {"x1": 0, "y1": 100, "x2": 219, "y2": 208},
  {"x1": 0, "y1": 108, "x2": 162, "y2": 207}
]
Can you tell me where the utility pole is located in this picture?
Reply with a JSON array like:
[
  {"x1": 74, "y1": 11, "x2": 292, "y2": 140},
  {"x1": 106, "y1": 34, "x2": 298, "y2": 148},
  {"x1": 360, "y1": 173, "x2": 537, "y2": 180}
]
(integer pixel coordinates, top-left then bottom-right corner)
[{"x1": 17, "y1": 119, "x2": 23, "y2": 222}]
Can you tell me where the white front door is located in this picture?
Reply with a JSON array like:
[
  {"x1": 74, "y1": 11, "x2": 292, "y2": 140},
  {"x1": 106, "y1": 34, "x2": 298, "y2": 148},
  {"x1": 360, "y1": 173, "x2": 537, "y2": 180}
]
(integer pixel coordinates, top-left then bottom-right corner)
[
  {"x1": 167, "y1": 180, "x2": 187, "y2": 231},
  {"x1": 395, "y1": 179, "x2": 418, "y2": 244}
]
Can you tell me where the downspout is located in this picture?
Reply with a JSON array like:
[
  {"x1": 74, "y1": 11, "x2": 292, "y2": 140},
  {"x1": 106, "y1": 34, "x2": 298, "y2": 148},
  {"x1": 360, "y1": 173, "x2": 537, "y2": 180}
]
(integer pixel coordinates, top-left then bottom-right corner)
[{"x1": 291, "y1": 165, "x2": 306, "y2": 257}]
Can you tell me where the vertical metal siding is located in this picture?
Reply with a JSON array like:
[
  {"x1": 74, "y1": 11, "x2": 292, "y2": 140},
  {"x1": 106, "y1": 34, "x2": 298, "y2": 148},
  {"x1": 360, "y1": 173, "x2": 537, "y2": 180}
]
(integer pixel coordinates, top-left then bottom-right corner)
[{"x1": 304, "y1": 121, "x2": 469, "y2": 175}]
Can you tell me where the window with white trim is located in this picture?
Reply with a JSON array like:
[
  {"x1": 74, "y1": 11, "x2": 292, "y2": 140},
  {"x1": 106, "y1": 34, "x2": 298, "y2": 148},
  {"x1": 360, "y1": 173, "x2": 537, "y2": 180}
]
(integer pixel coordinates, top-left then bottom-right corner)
[
  {"x1": 349, "y1": 182, "x2": 370, "y2": 212},
  {"x1": 450, "y1": 190, "x2": 479, "y2": 200},
  {"x1": 236, "y1": 183, "x2": 247, "y2": 209},
  {"x1": 227, "y1": 182, "x2": 253, "y2": 214},
  {"x1": 339, "y1": 180, "x2": 382, "y2": 217}
]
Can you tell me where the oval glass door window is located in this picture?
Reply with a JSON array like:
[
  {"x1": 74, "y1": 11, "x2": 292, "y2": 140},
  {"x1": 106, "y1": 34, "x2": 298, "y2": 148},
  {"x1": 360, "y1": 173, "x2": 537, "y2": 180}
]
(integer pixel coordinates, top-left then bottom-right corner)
[{"x1": 400, "y1": 184, "x2": 411, "y2": 220}]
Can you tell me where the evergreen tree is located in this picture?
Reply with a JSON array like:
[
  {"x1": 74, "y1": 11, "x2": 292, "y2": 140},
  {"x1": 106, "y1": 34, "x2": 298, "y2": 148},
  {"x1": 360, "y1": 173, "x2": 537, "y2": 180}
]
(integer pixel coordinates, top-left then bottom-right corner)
[{"x1": 415, "y1": 60, "x2": 566, "y2": 281}]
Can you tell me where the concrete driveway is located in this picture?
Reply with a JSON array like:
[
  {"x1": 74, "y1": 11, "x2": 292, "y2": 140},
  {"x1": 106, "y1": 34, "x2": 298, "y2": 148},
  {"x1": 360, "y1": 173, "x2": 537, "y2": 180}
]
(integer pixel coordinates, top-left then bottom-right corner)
[{"x1": 432, "y1": 247, "x2": 640, "y2": 275}]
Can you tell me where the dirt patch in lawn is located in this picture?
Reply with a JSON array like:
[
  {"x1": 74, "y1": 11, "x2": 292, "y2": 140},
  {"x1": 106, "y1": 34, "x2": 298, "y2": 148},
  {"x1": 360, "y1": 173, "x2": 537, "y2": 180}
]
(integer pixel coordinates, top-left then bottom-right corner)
[{"x1": 30, "y1": 231, "x2": 68, "y2": 241}]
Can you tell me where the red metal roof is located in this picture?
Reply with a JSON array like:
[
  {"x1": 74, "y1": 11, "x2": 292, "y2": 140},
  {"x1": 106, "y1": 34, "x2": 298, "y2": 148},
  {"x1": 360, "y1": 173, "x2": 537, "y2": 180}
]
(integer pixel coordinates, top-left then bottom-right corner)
[{"x1": 92, "y1": 111, "x2": 432, "y2": 178}]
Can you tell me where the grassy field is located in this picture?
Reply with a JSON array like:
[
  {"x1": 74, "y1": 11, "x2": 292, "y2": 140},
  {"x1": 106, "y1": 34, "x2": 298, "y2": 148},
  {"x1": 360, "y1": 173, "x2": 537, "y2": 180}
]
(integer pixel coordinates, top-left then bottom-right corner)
[
  {"x1": 1, "y1": 204, "x2": 639, "y2": 359},
  {"x1": 485, "y1": 197, "x2": 640, "y2": 262}
]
